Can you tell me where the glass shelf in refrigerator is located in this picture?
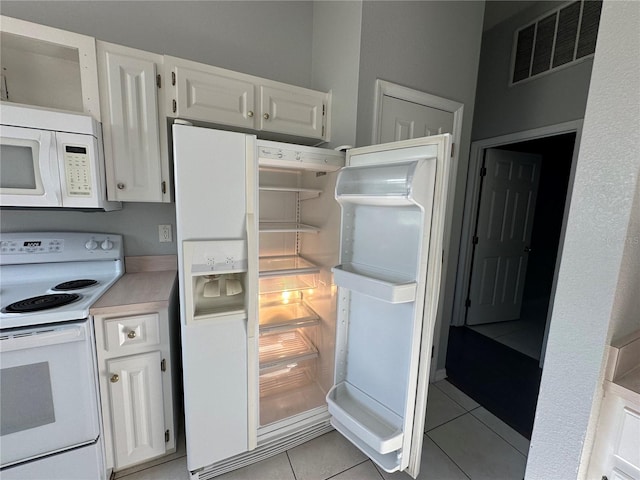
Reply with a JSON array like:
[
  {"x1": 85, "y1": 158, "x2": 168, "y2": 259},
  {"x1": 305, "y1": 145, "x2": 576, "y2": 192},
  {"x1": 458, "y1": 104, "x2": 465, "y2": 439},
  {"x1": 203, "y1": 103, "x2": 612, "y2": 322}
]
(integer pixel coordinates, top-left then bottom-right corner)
[
  {"x1": 259, "y1": 255, "x2": 321, "y2": 277},
  {"x1": 259, "y1": 330, "x2": 318, "y2": 371},
  {"x1": 259, "y1": 301, "x2": 320, "y2": 334},
  {"x1": 259, "y1": 222, "x2": 320, "y2": 234},
  {"x1": 259, "y1": 274, "x2": 317, "y2": 295},
  {"x1": 259, "y1": 186, "x2": 322, "y2": 200}
]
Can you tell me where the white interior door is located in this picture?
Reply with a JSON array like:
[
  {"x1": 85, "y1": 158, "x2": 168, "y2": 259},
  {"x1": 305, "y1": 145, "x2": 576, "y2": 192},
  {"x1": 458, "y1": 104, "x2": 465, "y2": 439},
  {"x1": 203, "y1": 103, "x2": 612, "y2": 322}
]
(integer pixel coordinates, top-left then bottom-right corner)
[
  {"x1": 379, "y1": 96, "x2": 454, "y2": 143},
  {"x1": 466, "y1": 148, "x2": 542, "y2": 326},
  {"x1": 328, "y1": 135, "x2": 451, "y2": 478}
]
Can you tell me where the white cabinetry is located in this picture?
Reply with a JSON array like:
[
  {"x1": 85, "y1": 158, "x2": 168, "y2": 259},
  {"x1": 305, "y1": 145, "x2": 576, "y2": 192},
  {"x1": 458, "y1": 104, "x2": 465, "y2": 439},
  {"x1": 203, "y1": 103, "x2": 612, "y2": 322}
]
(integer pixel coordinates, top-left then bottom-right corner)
[
  {"x1": 0, "y1": 15, "x2": 100, "y2": 119},
  {"x1": 91, "y1": 271, "x2": 178, "y2": 475},
  {"x1": 165, "y1": 56, "x2": 329, "y2": 141},
  {"x1": 107, "y1": 350, "x2": 166, "y2": 467},
  {"x1": 587, "y1": 331, "x2": 640, "y2": 480},
  {"x1": 97, "y1": 42, "x2": 171, "y2": 202}
]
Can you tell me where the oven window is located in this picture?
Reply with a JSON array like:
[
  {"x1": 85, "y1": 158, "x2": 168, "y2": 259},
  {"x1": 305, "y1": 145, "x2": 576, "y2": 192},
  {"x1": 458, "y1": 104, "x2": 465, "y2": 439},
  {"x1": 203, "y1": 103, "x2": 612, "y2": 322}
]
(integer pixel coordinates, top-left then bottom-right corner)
[
  {"x1": 1, "y1": 362, "x2": 56, "y2": 436},
  {"x1": 0, "y1": 143, "x2": 38, "y2": 189}
]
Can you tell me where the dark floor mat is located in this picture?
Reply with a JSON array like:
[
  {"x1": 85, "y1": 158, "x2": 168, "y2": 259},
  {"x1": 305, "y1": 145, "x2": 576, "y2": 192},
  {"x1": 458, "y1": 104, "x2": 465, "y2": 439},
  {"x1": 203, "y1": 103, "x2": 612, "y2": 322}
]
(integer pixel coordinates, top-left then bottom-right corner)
[{"x1": 445, "y1": 326, "x2": 542, "y2": 439}]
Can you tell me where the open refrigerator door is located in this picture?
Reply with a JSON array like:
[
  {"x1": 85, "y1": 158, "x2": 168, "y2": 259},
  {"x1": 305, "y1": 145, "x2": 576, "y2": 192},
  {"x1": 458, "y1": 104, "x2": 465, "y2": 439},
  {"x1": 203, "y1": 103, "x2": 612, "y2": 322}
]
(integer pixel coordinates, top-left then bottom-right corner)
[{"x1": 327, "y1": 135, "x2": 451, "y2": 477}]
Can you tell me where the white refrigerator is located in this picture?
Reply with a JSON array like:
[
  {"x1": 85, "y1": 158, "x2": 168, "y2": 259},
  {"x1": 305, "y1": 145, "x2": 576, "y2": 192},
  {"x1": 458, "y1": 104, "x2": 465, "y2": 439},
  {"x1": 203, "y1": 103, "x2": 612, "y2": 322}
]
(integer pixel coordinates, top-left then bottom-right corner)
[{"x1": 173, "y1": 124, "x2": 451, "y2": 479}]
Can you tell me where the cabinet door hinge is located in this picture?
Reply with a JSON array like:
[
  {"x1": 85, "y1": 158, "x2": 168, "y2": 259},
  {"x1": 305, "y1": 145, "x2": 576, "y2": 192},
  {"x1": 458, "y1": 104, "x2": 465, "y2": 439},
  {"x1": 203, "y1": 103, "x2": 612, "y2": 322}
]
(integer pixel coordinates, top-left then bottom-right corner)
[
  {"x1": 322, "y1": 103, "x2": 326, "y2": 116},
  {"x1": 480, "y1": 166, "x2": 487, "y2": 177},
  {"x1": 431, "y1": 346, "x2": 435, "y2": 358},
  {"x1": 322, "y1": 125, "x2": 325, "y2": 137},
  {"x1": 161, "y1": 358, "x2": 167, "y2": 372},
  {"x1": 451, "y1": 143, "x2": 455, "y2": 157},
  {"x1": 161, "y1": 181, "x2": 167, "y2": 195},
  {"x1": 165, "y1": 429, "x2": 170, "y2": 443},
  {"x1": 156, "y1": 74, "x2": 161, "y2": 89},
  {"x1": 172, "y1": 99, "x2": 177, "y2": 114},
  {"x1": 171, "y1": 71, "x2": 176, "y2": 86}
]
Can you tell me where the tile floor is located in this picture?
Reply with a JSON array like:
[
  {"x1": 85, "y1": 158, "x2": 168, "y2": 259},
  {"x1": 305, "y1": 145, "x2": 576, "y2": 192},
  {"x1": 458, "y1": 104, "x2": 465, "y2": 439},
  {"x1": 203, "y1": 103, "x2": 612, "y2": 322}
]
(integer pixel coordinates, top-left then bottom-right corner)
[
  {"x1": 118, "y1": 381, "x2": 529, "y2": 480},
  {"x1": 467, "y1": 318, "x2": 546, "y2": 360}
]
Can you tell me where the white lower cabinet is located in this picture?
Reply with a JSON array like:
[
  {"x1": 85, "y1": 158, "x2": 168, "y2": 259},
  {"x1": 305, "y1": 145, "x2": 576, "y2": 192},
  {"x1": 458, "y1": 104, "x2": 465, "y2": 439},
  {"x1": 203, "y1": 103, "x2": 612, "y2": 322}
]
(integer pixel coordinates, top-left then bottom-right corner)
[
  {"x1": 94, "y1": 306, "x2": 176, "y2": 474},
  {"x1": 107, "y1": 351, "x2": 166, "y2": 468}
]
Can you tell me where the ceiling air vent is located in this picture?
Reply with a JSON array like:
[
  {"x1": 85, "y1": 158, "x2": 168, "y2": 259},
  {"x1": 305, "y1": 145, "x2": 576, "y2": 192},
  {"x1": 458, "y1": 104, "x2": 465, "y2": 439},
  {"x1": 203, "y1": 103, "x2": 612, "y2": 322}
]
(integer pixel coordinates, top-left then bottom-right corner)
[{"x1": 510, "y1": 0, "x2": 602, "y2": 85}]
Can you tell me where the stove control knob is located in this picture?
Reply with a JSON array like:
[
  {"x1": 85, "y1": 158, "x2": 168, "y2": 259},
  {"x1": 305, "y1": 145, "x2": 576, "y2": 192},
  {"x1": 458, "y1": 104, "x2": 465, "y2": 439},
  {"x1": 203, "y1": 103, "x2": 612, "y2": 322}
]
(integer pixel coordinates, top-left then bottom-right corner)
[
  {"x1": 101, "y1": 239, "x2": 114, "y2": 250},
  {"x1": 85, "y1": 238, "x2": 98, "y2": 250}
]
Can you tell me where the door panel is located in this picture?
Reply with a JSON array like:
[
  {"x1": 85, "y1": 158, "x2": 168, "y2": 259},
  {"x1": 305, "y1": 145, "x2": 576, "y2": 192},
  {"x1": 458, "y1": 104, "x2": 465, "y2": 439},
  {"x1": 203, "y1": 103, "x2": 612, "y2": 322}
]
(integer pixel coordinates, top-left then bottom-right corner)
[
  {"x1": 379, "y1": 96, "x2": 454, "y2": 143},
  {"x1": 467, "y1": 149, "x2": 542, "y2": 325},
  {"x1": 329, "y1": 135, "x2": 451, "y2": 478}
]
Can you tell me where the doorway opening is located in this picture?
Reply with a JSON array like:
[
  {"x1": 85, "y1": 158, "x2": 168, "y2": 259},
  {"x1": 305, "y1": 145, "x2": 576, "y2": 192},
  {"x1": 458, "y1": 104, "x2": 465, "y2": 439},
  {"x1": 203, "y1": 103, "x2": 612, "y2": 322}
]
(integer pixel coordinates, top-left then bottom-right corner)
[{"x1": 446, "y1": 128, "x2": 578, "y2": 439}]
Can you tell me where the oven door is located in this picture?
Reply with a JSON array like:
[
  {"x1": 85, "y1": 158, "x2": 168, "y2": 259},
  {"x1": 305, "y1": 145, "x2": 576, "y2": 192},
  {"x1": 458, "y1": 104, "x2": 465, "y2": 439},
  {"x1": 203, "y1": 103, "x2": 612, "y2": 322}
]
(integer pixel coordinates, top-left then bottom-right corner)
[
  {"x1": 0, "y1": 320, "x2": 101, "y2": 467},
  {"x1": 0, "y1": 125, "x2": 62, "y2": 207}
]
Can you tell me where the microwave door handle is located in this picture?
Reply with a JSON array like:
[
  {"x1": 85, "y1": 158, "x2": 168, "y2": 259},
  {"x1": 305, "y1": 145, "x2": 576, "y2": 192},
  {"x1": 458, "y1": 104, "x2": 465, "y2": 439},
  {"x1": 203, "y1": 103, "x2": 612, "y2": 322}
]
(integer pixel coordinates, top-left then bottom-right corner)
[{"x1": 47, "y1": 133, "x2": 62, "y2": 204}]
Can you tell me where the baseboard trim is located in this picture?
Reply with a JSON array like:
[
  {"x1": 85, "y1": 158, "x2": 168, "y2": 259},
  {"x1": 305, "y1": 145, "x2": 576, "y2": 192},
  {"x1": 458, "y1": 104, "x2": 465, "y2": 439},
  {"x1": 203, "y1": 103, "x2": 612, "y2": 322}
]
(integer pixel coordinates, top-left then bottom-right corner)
[{"x1": 434, "y1": 368, "x2": 447, "y2": 382}]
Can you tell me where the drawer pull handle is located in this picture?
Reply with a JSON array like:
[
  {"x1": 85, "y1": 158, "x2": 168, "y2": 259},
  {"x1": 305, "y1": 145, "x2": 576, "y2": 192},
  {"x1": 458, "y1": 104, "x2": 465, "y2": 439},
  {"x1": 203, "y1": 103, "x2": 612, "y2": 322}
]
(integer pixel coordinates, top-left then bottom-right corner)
[
  {"x1": 127, "y1": 330, "x2": 137, "y2": 339},
  {"x1": 110, "y1": 374, "x2": 120, "y2": 383}
]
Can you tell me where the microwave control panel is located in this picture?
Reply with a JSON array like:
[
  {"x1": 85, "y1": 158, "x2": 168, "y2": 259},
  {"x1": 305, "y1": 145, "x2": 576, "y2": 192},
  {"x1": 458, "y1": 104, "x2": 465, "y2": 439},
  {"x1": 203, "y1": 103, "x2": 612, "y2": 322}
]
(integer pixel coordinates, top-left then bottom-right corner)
[{"x1": 63, "y1": 145, "x2": 92, "y2": 196}]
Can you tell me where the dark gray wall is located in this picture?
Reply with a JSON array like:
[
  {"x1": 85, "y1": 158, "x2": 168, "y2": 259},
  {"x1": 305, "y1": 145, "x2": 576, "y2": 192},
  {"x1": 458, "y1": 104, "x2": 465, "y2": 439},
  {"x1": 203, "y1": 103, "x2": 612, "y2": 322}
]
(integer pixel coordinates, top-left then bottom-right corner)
[
  {"x1": 472, "y1": 1, "x2": 594, "y2": 141},
  {"x1": 0, "y1": 1, "x2": 315, "y2": 256}
]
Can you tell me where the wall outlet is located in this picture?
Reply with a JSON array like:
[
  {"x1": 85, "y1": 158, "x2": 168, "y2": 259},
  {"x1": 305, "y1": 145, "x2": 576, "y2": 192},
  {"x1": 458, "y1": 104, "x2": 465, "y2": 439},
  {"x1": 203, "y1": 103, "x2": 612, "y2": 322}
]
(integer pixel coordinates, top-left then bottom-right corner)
[{"x1": 159, "y1": 224, "x2": 172, "y2": 243}]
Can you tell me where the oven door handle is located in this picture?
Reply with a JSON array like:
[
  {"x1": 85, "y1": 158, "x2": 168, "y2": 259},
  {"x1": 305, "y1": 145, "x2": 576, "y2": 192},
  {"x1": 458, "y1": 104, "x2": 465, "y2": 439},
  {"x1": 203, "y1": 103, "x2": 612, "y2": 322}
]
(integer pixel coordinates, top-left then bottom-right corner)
[{"x1": 0, "y1": 326, "x2": 86, "y2": 353}]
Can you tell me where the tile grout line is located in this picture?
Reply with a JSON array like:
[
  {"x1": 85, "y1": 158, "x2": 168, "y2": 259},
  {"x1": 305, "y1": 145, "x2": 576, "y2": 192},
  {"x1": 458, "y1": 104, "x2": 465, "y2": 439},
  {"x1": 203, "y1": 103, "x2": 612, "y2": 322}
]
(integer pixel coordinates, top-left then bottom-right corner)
[
  {"x1": 468, "y1": 410, "x2": 530, "y2": 458},
  {"x1": 432, "y1": 381, "x2": 479, "y2": 412},
  {"x1": 424, "y1": 432, "x2": 472, "y2": 480},
  {"x1": 285, "y1": 450, "x2": 299, "y2": 480},
  {"x1": 323, "y1": 459, "x2": 379, "y2": 480}
]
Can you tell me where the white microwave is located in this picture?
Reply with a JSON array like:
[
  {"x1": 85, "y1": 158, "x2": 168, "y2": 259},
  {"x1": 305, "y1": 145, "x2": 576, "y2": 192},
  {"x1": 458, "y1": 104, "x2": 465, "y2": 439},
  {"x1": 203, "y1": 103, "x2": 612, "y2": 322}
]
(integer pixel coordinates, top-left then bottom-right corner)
[{"x1": 0, "y1": 103, "x2": 120, "y2": 210}]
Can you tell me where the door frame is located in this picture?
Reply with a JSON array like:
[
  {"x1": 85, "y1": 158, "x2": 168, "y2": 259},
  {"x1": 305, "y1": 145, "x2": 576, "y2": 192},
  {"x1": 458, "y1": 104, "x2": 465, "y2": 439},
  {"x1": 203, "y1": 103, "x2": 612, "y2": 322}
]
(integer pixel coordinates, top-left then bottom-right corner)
[
  {"x1": 451, "y1": 120, "x2": 583, "y2": 367},
  {"x1": 372, "y1": 80, "x2": 465, "y2": 382},
  {"x1": 372, "y1": 79, "x2": 464, "y2": 147}
]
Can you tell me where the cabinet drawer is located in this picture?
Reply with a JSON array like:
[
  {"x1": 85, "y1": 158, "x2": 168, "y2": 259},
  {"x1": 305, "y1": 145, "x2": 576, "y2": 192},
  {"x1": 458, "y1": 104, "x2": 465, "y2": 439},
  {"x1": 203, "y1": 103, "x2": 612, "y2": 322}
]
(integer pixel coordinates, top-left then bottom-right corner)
[{"x1": 103, "y1": 313, "x2": 160, "y2": 352}]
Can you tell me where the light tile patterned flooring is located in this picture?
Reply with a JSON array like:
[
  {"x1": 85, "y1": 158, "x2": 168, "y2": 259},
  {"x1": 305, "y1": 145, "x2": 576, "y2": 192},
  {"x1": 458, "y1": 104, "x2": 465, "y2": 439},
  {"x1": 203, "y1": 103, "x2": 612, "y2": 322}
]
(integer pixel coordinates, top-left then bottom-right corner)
[{"x1": 118, "y1": 381, "x2": 529, "y2": 480}]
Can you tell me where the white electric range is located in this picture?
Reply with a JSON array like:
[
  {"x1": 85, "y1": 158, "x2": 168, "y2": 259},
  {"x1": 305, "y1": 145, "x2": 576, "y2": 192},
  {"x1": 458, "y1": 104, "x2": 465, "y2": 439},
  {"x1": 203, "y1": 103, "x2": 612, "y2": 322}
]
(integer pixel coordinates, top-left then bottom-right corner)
[{"x1": 0, "y1": 232, "x2": 124, "y2": 480}]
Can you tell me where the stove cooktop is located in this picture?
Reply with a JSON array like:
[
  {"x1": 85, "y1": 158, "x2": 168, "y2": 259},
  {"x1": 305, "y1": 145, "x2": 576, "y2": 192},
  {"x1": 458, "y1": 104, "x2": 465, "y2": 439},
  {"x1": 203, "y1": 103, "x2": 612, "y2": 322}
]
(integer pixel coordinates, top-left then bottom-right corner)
[{"x1": 0, "y1": 232, "x2": 124, "y2": 329}]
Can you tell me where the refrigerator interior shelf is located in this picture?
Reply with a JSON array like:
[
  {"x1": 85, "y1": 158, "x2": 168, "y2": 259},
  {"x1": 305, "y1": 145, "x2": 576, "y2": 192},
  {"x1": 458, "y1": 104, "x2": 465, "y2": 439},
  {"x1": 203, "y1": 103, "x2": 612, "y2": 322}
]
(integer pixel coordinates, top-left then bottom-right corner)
[
  {"x1": 259, "y1": 255, "x2": 321, "y2": 277},
  {"x1": 259, "y1": 301, "x2": 320, "y2": 333},
  {"x1": 259, "y1": 360, "x2": 314, "y2": 397},
  {"x1": 335, "y1": 194, "x2": 419, "y2": 206},
  {"x1": 332, "y1": 263, "x2": 416, "y2": 303},
  {"x1": 327, "y1": 382, "x2": 403, "y2": 455},
  {"x1": 259, "y1": 186, "x2": 322, "y2": 200},
  {"x1": 259, "y1": 274, "x2": 317, "y2": 294},
  {"x1": 259, "y1": 222, "x2": 320, "y2": 234},
  {"x1": 259, "y1": 330, "x2": 318, "y2": 370}
]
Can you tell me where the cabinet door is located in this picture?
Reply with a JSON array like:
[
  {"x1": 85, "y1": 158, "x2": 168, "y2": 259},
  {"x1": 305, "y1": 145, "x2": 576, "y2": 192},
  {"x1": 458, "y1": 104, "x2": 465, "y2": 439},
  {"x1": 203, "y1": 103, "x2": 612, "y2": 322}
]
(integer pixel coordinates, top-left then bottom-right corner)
[
  {"x1": 98, "y1": 42, "x2": 170, "y2": 203},
  {"x1": 107, "y1": 351, "x2": 166, "y2": 469},
  {"x1": 167, "y1": 57, "x2": 256, "y2": 129},
  {"x1": 259, "y1": 85, "x2": 327, "y2": 140}
]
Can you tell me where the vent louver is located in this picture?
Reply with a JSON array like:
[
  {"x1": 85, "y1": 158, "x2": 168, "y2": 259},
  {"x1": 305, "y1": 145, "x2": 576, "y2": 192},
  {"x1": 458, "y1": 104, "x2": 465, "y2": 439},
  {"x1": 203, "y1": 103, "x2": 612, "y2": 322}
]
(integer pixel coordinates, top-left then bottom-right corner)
[{"x1": 511, "y1": 0, "x2": 602, "y2": 85}]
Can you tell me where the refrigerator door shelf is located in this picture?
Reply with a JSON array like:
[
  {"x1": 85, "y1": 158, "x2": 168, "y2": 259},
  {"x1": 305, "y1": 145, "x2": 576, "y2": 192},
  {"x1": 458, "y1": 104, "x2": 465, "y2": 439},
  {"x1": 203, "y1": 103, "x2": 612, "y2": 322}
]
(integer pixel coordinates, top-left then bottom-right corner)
[
  {"x1": 332, "y1": 264, "x2": 416, "y2": 303},
  {"x1": 327, "y1": 381, "x2": 403, "y2": 455}
]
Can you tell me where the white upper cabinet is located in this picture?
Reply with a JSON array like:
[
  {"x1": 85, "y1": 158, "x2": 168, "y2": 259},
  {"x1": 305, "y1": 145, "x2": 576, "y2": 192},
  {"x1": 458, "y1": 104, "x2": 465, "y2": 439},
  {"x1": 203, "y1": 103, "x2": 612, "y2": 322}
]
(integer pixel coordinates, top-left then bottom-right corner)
[
  {"x1": 259, "y1": 84, "x2": 326, "y2": 140},
  {"x1": 165, "y1": 56, "x2": 330, "y2": 142},
  {"x1": 97, "y1": 42, "x2": 171, "y2": 203},
  {"x1": 0, "y1": 15, "x2": 100, "y2": 120}
]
